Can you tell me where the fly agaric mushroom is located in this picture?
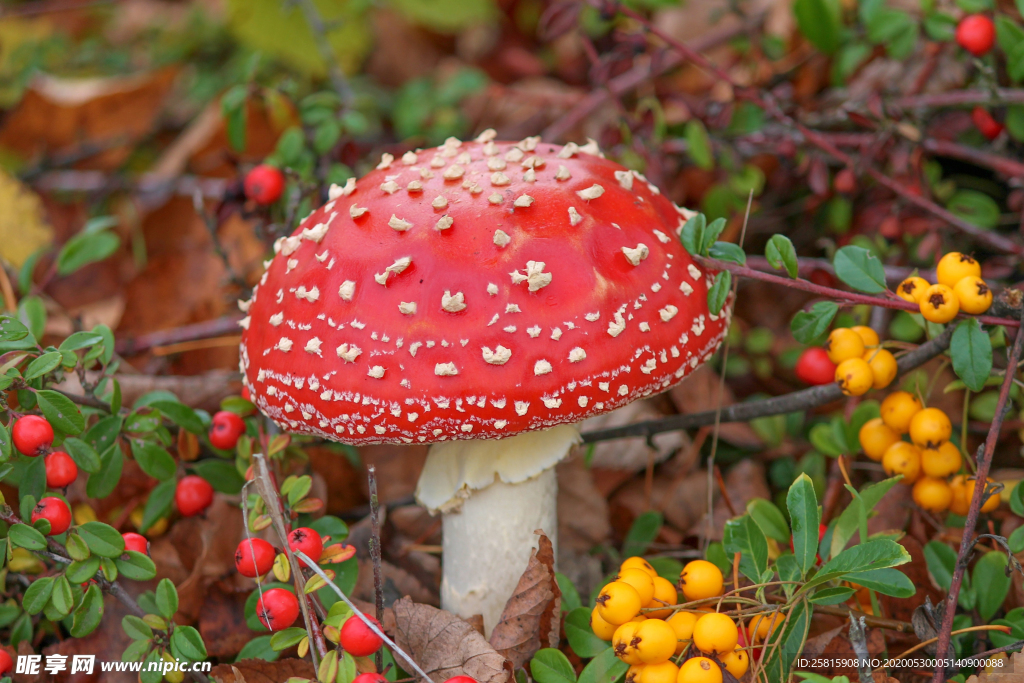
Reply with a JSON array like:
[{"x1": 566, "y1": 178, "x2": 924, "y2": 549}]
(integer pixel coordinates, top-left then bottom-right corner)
[{"x1": 239, "y1": 133, "x2": 729, "y2": 633}]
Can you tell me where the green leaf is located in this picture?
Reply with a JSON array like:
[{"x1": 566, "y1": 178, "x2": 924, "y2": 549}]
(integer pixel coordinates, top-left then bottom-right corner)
[
  {"x1": 831, "y1": 476, "x2": 902, "y2": 558},
  {"x1": 170, "y1": 625, "x2": 207, "y2": 661},
  {"x1": 63, "y1": 438, "x2": 101, "y2": 474},
  {"x1": 150, "y1": 400, "x2": 205, "y2": 435},
  {"x1": 71, "y1": 583, "x2": 104, "y2": 637},
  {"x1": 724, "y1": 514, "x2": 769, "y2": 582},
  {"x1": 84, "y1": 415, "x2": 122, "y2": 453},
  {"x1": 848, "y1": 567, "x2": 915, "y2": 597},
  {"x1": 35, "y1": 390, "x2": 85, "y2": 435},
  {"x1": 139, "y1": 479, "x2": 175, "y2": 534},
  {"x1": 708, "y1": 271, "x2": 731, "y2": 316},
  {"x1": 747, "y1": 498, "x2": 791, "y2": 542},
  {"x1": 19, "y1": 456, "x2": 46, "y2": 509},
  {"x1": 78, "y1": 521, "x2": 126, "y2": 558},
  {"x1": 191, "y1": 459, "x2": 245, "y2": 494},
  {"x1": 947, "y1": 190, "x2": 1000, "y2": 229},
  {"x1": 805, "y1": 539, "x2": 911, "y2": 590},
  {"x1": 833, "y1": 246, "x2": 887, "y2": 293},
  {"x1": 269, "y1": 626, "x2": 308, "y2": 651},
  {"x1": 923, "y1": 12, "x2": 957, "y2": 41},
  {"x1": 760, "y1": 598, "x2": 812, "y2": 683},
  {"x1": 123, "y1": 614, "x2": 154, "y2": 641},
  {"x1": 50, "y1": 576, "x2": 73, "y2": 617},
  {"x1": 0, "y1": 315, "x2": 30, "y2": 343},
  {"x1": 684, "y1": 120, "x2": 713, "y2": 170},
  {"x1": 577, "y1": 647, "x2": 627, "y2": 683},
  {"x1": 1009, "y1": 526, "x2": 1024, "y2": 554},
  {"x1": 235, "y1": 635, "x2": 278, "y2": 662},
  {"x1": 86, "y1": 444, "x2": 123, "y2": 499},
  {"x1": 679, "y1": 214, "x2": 707, "y2": 257},
  {"x1": 765, "y1": 235, "x2": 798, "y2": 278},
  {"x1": 9, "y1": 523, "x2": 47, "y2": 551},
  {"x1": 65, "y1": 556, "x2": 100, "y2": 584},
  {"x1": 1008, "y1": 106, "x2": 1024, "y2": 143},
  {"x1": 622, "y1": 511, "x2": 663, "y2": 558},
  {"x1": 530, "y1": 647, "x2": 577, "y2": 683},
  {"x1": 809, "y1": 422, "x2": 844, "y2": 457},
  {"x1": 795, "y1": 0, "x2": 842, "y2": 54},
  {"x1": 58, "y1": 331, "x2": 104, "y2": 353},
  {"x1": 22, "y1": 576, "x2": 55, "y2": 615},
  {"x1": 792, "y1": 301, "x2": 839, "y2": 345},
  {"x1": 787, "y1": 474, "x2": 821, "y2": 576},
  {"x1": 974, "y1": 551, "x2": 1011, "y2": 622},
  {"x1": 18, "y1": 296, "x2": 46, "y2": 340},
  {"x1": 156, "y1": 578, "x2": 178, "y2": 619},
  {"x1": 556, "y1": 573, "x2": 581, "y2": 613},
  {"x1": 951, "y1": 319, "x2": 992, "y2": 392},
  {"x1": 809, "y1": 586, "x2": 857, "y2": 605},
  {"x1": 115, "y1": 551, "x2": 158, "y2": 581},
  {"x1": 57, "y1": 230, "x2": 121, "y2": 276},
  {"x1": 24, "y1": 352, "x2": 62, "y2": 380},
  {"x1": 130, "y1": 441, "x2": 176, "y2": 481},
  {"x1": 565, "y1": 608, "x2": 609, "y2": 659},
  {"x1": 708, "y1": 241, "x2": 745, "y2": 265},
  {"x1": 0, "y1": 420, "x2": 10, "y2": 461}
]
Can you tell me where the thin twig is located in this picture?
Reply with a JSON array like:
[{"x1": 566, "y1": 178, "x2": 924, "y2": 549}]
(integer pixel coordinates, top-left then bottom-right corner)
[
  {"x1": 367, "y1": 465, "x2": 385, "y2": 672},
  {"x1": 115, "y1": 316, "x2": 244, "y2": 355},
  {"x1": 931, "y1": 310, "x2": 1024, "y2": 683}
]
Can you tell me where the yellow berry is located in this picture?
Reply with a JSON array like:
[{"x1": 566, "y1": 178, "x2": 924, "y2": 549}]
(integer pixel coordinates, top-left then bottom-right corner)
[
  {"x1": 858, "y1": 418, "x2": 900, "y2": 462},
  {"x1": 835, "y1": 358, "x2": 873, "y2": 396},
  {"x1": 949, "y1": 475, "x2": 971, "y2": 516},
  {"x1": 880, "y1": 391, "x2": 922, "y2": 434},
  {"x1": 825, "y1": 328, "x2": 865, "y2": 364},
  {"x1": 851, "y1": 326, "x2": 880, "y2": 347},
  {"x1": 953, "y1": 276, "x2": 993, "y2": 314},
  {"x1": 862, "y1": 348, "x2": 897, "y2": 389},
  {"x1": 641, "y1": 660, "x2": 678, "y2": 683},
  {"x1": 598, "y1": 581, "x2": 643, "y2": 625},
  {"x1": 912, "y1": 477, "x2": 953, "y2": 513},
  {"x1": 616, "y1": 568, "x2": 656, "y2": 605},
  {"x1": 897, "y1": 276, "x2": 930, "y2": 304},
  {"x1": 666, "y1": 611, "x2": 698, "y2": 654},
  {"x1": 613, "y1": 621, "x2": 644, "y2": 664},
  {"x1": 909, "y1": 407, "x2": 952, "y2": 449},
  {"x1": 635, "y1": 619, "x2": 678, "y2": 664},
  {"x1": 920, "y1": 284, "x2": 959, "y2": 324},
  {"x1": 747, "y1": 613, "x2": 784, "y2": 643},
  {"x1": 591, "y1": 606, "x2": 618, "y2": 640},
  {"x1": 646, "y1": 576, "x2": 679, "y2": 619},
  {"x1": 936, "y1": 252, "x2": 981, "y2": 288},
  {"x1": 882, "y1": 441, "x2": 922, "y2": 484},
  {"x1": 621, "y1": 556, "x2": 658, "y2": 578},
  {"x1": 959, "y1": 476, "x2": 1000, "y2": 513},
  {"x1": 677, "y1": 658, "x2": 722, "y2": 683},
  {"x1": 679, "y1": 560, "x2": 723, "y2": 602},
  {"x1": 627, "y1": 665, "x2": 645, "y2": 683},
  {"x1": 921, "y1": 441, "x2": 963, "y2": 478},
  {"x1": 721, "y1": 649, "x2": 749, "y2": 679},
  {"x1": 692, "y1": 612, "x2": 738, "y2": 655}
]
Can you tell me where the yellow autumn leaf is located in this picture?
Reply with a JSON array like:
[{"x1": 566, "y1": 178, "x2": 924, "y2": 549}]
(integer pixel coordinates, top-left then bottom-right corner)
[{"x1": 0, "y1": 169, "x2": 52, "y2": 268}]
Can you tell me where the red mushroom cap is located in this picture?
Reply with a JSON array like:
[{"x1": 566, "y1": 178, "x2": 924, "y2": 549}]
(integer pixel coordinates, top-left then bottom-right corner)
[{"x1": 240, "y1": 134, "x2": 728, "y2": 444}]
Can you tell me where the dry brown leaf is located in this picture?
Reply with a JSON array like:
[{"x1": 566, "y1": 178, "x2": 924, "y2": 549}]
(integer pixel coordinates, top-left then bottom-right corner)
[
  {"x1": 689, "y1": 459, "x2": 770, "y2": 540},
  {"x1": 0, "y1": 169, "x2": 53, "y2": 268},
  {"x1": 489, "y1": 532, "x2": 561, "y2": 669},
  {"x1": 210, "y1": 658, "x2": 315, "y2": 683},
  {"x1": 612, "y1": 469, "x2": 709, "y2": 535},
  {"x1": 580, "y1": 398, "x2": 689, "y2": 470},
  {"x1": 669, "y1": 365, "x2": 762, "y2": 449},
  {"x1": 557, "y1": 456, "x2": 611, "y2": 551},
  {"x1": 392, "y1": 596, "x2": 512, "y2": 683}
]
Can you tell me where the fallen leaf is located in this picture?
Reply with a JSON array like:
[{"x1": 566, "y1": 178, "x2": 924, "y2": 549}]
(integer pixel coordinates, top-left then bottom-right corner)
[
  {"x1": 489, "y1": 532, "x2": 561, "y2": 669},
  {"x1": 392, "y1": 596, "x2": 512, "y2": 683},
  {"x1": 689, "y1": 459, "x2": 770, "y2": 541},
  {"x1": 612, "y1": 469, "x2": 709, "y2": 536},
  {"x1": 199, "y1": 581, "x2": 260, "y2": 660},
  {"x1": 0, "y1": 169, "x2": 53, "y2": 268},
  {"x1": 580, "y1": 398, "x2": 689, "y2": 471},
  {"x1": 557, "y1": 456, "x2": 611, "y2": 552},
  {"x1": 210, "y1": 658, "x2": 315, "y2": 683},
  {"x1": 669, "y1": 365, "x2": 762, "y2": 448}
]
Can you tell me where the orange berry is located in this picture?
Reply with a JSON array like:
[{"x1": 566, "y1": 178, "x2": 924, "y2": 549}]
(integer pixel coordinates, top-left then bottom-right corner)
[
  {"x1": 880, "y1": 391, "x2": 922, "y2": 434},
  {"x1": 747, "y1": 612, "x2": 784, "y2": 643},
  {"x1": 953, "y1": 276, "x2": 993, "y2": 315},
  {"x1": 613, "y1": 621, "x2": 644, "y2": 664},
  {"x1": 921, "y1": 441, "x2": 963, "y2": 478},
  {"x1": 936, "y1": 252, "x2": 981, "y2": 288},
  {"x1": 897, "y1": 277, "x2": 930, "y2": 304},
  {"x1": 621, "y1": 556, "x2": 659, "y2": 578},
  {"x1": 646, "y1": 576, "x2": 679, "y2": 619},
  {"x1": 859, "y1": 418, "x2": 900, "y2": 462},
  {"x1": 882, "y1": 441, "x2": 922, "y2": 484},
  {"x1": 616, "y1": 568, "x2": 656, "y2": 604},
  {"x1": 679, "y1": 560, "x2": 723, "y2": 602},
  {"x1": 825, "y1": 328, "x2": 866, "y2": 364},
  {"x1": 666, "y1": 611, "x2": 698, "y2": 655},
  {"x1": 598, "y1": 581, "x2": 643, "y2": 625},
  {"x1": 949, "y1": 475, "x2": 971, "y2": 516},
  {"x1": 641, "y1": 660, "x2": 678, "y2": 683},
  {"x1": 721, "y1": 649, "x2": 749, "y2": 679},
  {"x1": 912, "y1": 477, "x2": 953, "y2": 513},
  {"x1": 920, "y1": 284, "x2": 959, "y2": 324},
  {"x1": 677, "y1": 657, "x2": 722, "y2": 683},
  {"x1": 909, "y1": 408, "x2": 952, "y2": 449},
  {"x1": 692, "y1": 613, "x2": 738, "y2": 655},
  {"x1": 835, "y1": 358, "x2": 873, "y2": 396},
  {"x1": 862, "y1": 348, "x2": 897, "y2": 389},
  {"x1": 635, "y1": 619, "x2": 678, "y2": 664},
  {"x1": 851, "y1": 326, "x2": 880, "y2": 347},
  {"x1": 591, "y1": 606, "x2": 618, "y2": 640}
]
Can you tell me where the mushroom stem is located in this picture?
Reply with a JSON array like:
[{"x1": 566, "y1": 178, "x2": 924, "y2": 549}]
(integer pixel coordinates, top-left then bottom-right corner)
[{"x1": 415, "y1": 425, "x2": 581, "y2": 635}]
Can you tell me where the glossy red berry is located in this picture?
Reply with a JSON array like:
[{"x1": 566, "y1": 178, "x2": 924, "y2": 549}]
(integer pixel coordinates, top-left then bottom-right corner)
[
  {"x1": 32, "y1": 497, "x2": 71, "y2": 535},
  {"x1": 795, "y1": 348, "x2": 837, "y2": 386},
  {"x1": 443, "y1": 677, "x2": 478, "y2": 683},
  {"x1": 235, "y1": 538, "x2": 276, "y2": 578},
  {"x1": 339, "y1": 616, "x2": 384, "y2": 657},
  {"x1": 287, "y1": 527, "x2": 323, "y2": 565},
  {"x1": 972, "y1": 107, "x2": 1004, "y2": 141},
  {"x1": 257, "y1": 588, "x2": 300, "y2": 631},
  {"x1": 45, "y1": 451, "x2": 78, "y2": 488},
  {"x1": 244, "y1": 164, "x2": 285, "y2": 205},
  {"x1": 353, "y1": 674, "x2": 388, "y2": 683},
  {"x1": 12, "y1": 415, "x2": 54, "y2": 457},
  {"x1": 833, "y1": 169, "x2": 856, "y2": 194},
  {"x1": 175, "y1": 475, "x2": 214, "y2": 517},
  {"x1": 122, "y1": 532, "x2": 149, "y2": 555},
  {"x1": 956, "y1": 15, "x2": 995, "y2": 57},
  {"x1": 209, "y1": 411, "x2": 246, "y2": 450},
  {"x1": 0, "y1": 648, "x2": 11, "y2": 675}
]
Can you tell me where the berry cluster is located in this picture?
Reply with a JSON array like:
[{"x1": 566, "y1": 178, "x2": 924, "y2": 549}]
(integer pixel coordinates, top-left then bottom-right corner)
[
  {"x1": 859, "y1": 392, "x2": 998, "y2": 515},
  {"x1": 897, "y1": 252, "x2": 992, "y2": 324},
  {"x1": 591, "y1": 558, "x2": 765, "y2": 683},
  {"x1": 235, "y1": 527, "x2": 327, "y2": 631},
  {"x1": 11, "y1": 415, "x2": 74, "y2": 536},
  {"x1": 825, "y1": 326, "x2": 897, "y2": 397}
]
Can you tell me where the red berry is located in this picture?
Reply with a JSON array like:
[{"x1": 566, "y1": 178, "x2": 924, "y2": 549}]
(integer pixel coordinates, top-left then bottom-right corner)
[
  {"x1": 122, "y1": 532, "x2": 149, "y2": 555},
  {"x1": 0, "y1": 648, "x2": 11, "y2": 675},
  {"x1": 235, "y1": 538, "x2": 276, "y2": 578},
  {"x1": 45, "y1": 451, "x2": 78, "y2": 488},
  {"x1": 795, "y1": 347, "x2": 837, "y2": 386},
  {"x1": 339, "y1": 616, "x2": 384, "y2": 657},
  {"x1": 287, "y1": 527, "x2": 323, "y2": 566},
  {"x1": 444, "y1": 677, "x2": 479, "y2": 683},
  {"x1": 833, "y1": 169, "x2": 856, "y2": 194},
  {"x1": 353, "y1": 674, "x2": 388, "y2": 683},
  {"x1": 956, "y1": 15, "x2": 995, "y2": 57},
  {"x1": 32, "y1": 497, "x2": 71, "y2": 535},
  {"x1": 175, "y1": 475, "x2": 214, "y2": 517},
  {"x1": 244, "y1": 164, "x2": 285, "y2": 205},
  {"x1": 209, "y1": 411, "x2": 246, "y2": 450},
  {"x1": 971, "y1": 107, "x2": 1004, "y2": 141},
  {"x1": 12, "y1": 415, "x2": 54, "y2": 457},
  {"x1": 257, "y1": 588, "x2": 300, "y2": 631}
]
